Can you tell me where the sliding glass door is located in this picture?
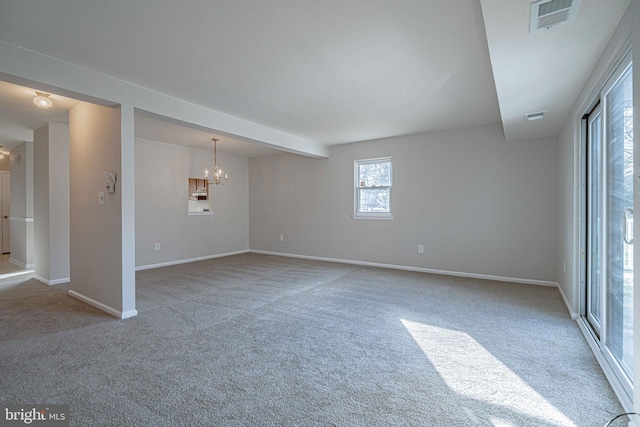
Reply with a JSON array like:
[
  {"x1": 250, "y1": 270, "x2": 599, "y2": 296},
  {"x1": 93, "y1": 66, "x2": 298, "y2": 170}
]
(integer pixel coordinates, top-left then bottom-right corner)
[
  {"x1": 604, "y1": 55, "x2": 634, "y2": 379},
  {"x1": 584, "y1": 52, "x2": 634, "y2": 393}
]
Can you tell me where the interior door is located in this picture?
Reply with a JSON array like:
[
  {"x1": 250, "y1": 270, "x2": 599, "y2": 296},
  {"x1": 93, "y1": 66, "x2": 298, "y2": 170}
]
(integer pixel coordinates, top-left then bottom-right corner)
[{"x1": 1, "y1": 172, "x2": 9, "y2": 254}]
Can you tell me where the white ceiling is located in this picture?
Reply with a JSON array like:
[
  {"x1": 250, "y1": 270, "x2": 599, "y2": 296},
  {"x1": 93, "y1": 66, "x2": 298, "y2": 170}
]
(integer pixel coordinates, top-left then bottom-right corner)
[
  {"x1": 0, "y1": 0, "x2": 632, "y2": 153},
  {"x1": 482, "y1": 0, "x2": 631, "y2": 141}
]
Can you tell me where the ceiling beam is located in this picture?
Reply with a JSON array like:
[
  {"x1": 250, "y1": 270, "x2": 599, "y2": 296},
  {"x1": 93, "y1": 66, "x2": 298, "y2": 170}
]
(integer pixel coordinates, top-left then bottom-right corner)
[{"x1": 0, "y1": 41, "x2": 329, "y2": 158}]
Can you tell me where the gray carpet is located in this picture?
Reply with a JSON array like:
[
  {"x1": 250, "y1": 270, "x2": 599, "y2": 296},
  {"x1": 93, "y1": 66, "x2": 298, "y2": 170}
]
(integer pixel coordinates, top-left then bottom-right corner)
[{"x1": 0, "y1": 253, "x2": 625, "y2": 426}]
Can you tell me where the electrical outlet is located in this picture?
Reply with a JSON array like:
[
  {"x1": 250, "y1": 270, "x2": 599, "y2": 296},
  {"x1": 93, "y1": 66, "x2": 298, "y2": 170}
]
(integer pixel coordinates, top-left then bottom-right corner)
[
  {"x1": 418, "y1": 245, "x2": 424, "y2": 254},
  {"x1": 279, "y1": 235, "x2": 284, "y2": 242},
  {"x1": 155, "y1": 243, "x2": 160, "y2": 251}
]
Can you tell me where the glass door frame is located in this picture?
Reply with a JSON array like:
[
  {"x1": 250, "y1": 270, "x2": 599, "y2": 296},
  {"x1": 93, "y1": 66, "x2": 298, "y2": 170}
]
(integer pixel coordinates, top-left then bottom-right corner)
[
  {"x1": 581, "y1": 50, "x2": 634, "y2": 400},
  {"x1": 586, "y1": 103, "x2": 603, "y2": 338}
]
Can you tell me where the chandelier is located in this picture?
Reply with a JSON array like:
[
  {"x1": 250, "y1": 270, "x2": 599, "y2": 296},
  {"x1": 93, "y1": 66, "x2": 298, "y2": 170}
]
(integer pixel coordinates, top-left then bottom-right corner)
[{"x1": 205, "y1": 138, "x2": 228, "y2": 185}]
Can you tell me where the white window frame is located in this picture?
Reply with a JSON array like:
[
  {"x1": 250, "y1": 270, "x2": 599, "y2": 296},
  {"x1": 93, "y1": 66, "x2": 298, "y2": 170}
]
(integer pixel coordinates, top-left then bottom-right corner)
[{"x1": 352, "y1": 157, "x2": 394, "y2": 220}]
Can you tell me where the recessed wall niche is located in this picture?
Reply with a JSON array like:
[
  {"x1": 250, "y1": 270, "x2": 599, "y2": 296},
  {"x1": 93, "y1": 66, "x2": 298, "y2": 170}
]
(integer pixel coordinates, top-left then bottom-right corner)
[{"x1": 188, "y1": 178, "x2": 210, "y2": 214}]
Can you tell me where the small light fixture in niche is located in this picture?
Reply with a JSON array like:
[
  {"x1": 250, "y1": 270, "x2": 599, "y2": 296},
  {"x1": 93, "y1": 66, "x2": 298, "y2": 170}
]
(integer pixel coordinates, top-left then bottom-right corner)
[{"x1": 33, "y1": 91, "x2": 53, "y2": 109}]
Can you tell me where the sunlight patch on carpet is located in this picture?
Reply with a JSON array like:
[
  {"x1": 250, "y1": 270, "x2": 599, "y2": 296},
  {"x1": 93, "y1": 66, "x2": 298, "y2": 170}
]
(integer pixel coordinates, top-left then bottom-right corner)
[{"x1": 401, "y1": 319, "x2": 574, "y2": 427}]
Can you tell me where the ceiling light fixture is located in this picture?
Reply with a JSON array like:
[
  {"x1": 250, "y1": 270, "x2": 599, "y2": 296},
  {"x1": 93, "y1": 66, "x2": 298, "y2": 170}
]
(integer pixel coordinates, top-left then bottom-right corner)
[
  {"x1": 204, "y1": 138, "x2": 228, "y2": 185},
  {"x1": 33, "y1": 92, "x2": 53, "y2": 109}
]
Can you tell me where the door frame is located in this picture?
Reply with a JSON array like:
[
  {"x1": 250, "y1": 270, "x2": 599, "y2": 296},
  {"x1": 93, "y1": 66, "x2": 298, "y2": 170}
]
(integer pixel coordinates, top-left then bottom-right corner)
[{"x1": 0, "y1": 170, "x2": 9, "y2": 254}]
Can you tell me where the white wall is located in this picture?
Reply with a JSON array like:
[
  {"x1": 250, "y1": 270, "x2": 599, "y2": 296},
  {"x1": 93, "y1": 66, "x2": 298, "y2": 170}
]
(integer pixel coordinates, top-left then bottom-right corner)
[
  {"x1": 250, "y1": 123, "x2": 558, "y2": 284},
  {"x1": 135, "y1": 138, "x2": 249, "y2": 268},
  {"x1": 556, "y1": 119, "x2": 577, "y2": 315},
  {"x1": 34, "y1": 122, "x2": 70, "y2": 285},
  {"x1": 9, "y1": 141, "x2": 34, "y2": 269}
]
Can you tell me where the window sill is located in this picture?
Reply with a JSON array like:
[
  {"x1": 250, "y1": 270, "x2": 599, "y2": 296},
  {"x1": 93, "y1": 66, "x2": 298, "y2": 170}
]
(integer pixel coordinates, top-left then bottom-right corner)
[
  {"x1": 187, "y1": 211, "x2": 214, "y2": 216},
  {"x1": 351, "y1": 213, "x2": 394, "y2": 220}
]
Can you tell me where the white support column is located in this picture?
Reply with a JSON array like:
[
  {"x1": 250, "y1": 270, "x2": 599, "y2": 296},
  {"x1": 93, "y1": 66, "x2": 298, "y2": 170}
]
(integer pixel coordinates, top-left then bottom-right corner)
[
  {"x1": 120, "y1": 104, "x2": 136, "y2": 318},
  {"x1": 33, "y1": 123, "x2": 70, "y2": 285},
  {"x1": 68, "y1": 102, "x2": 136, "y2": 319}
]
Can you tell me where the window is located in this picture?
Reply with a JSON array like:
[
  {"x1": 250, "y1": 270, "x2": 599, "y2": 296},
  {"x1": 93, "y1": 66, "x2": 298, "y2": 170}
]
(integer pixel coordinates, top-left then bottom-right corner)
[{"x1": 353, "y1": 157, "x2": 393, "y2": 219}]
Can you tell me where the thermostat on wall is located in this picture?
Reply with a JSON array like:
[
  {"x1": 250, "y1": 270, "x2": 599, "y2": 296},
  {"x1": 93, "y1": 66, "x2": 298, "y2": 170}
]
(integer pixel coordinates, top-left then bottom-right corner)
[{"x1": 105, "y1": 172, "x2": 116, "y2": 193}]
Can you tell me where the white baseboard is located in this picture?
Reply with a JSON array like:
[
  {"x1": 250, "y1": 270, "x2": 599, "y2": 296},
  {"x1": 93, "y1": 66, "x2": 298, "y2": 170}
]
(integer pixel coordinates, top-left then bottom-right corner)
[
  {"x1": 250, "y1": 250, "x2": 559, "y2": 287},
  {"x1": 9, "y1": 257, "x2": 34, "y2": 270},
  {"x1": 34, "y1": 274, "x2": 70, "y2": 286},
  {"x1": 68, "y1": 289, "x2": 138, "y2": 320},
  {"x1": 556, "y1": 282, "x2": 579, "y2": 319},
  {"x1": 120, "y1": 309, "x2": 138, "y2": 320},
  {"x1": 0, "y1": 270, "x2": 33, "y2": 280},
  {"x1": 136, "y1": 249, "x2": 250, "y2": 271}
]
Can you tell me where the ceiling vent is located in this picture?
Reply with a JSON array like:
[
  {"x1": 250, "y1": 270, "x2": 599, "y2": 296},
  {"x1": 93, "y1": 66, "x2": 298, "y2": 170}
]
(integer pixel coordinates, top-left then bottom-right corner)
[
  {"x1": 530, "y1": 0, "x2": 581, "y2": 33},
  {"x1": 524, "y1": 111, "x2": 546, "y2": 121}
]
